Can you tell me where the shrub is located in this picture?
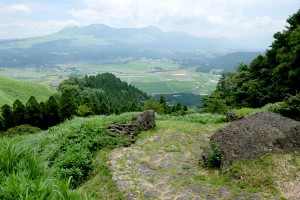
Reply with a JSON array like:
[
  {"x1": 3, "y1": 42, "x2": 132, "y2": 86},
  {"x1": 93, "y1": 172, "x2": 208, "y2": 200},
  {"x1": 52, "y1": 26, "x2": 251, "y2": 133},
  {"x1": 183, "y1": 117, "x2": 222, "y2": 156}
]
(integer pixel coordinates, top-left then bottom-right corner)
[
  {"x1": 5, "y1": 124, "x2": 41, "y2": 137},
  {"x1": 201, "y1": 93, "x2": 229, "y2": 114},
  {"x1": 278, "y1": 93, "x2": 300, "y2": 121},
  {"x1": 262, "y1": 102, "x2": 284, "y2": 113},
  {"x1": 202, "y1": 141, "x2": 222, "y2": 168},
  {"x1": 48, "y1": 116, "x2": 132, "y2": 188}
]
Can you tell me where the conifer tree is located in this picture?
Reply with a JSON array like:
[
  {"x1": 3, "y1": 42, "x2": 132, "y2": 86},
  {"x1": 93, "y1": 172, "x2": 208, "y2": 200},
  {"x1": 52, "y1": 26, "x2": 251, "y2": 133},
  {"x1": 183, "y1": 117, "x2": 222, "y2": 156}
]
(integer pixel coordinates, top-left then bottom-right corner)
[
  {"x1": 12, "y1": 99, "x2": 25, "y2": 126},
  {"x1": 159, "y1": 95, "x2": 170, "y2": 114},
  {"x1": 39, "y1": 101, "x2": 47, "y2": 129},
  {"x1": 59, "y1": 89, "x2": 77, "y2": 121},
  {"x1": 99, "y1": 102, "x2": 110, "y2": 115},
  {"x1": 45, "y1": 96, "x2": 60, "y2": 127},
  {"x1": 1, "y1": 104, "x2": 13, "y2": 130},
  {"x1": 25, "y1": 96, "x2": 42, "y2": 127},
  {"x1": 175, "y1": 103, "x2": 182, "y2": 112},
  {"x1": 183, "y1": 105, "x2": 188, "y2": 111},
  {"x1": 0, "y1": 116, "x2": 4, "y2": 131}
]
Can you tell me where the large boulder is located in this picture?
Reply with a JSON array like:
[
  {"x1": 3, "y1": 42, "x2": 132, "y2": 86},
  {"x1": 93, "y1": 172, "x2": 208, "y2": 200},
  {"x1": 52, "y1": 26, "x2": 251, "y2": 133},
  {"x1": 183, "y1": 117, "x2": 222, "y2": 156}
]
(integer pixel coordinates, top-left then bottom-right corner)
[
  {"x1": 131, "y1": 110, "x2": 156, "y2": 131},
  {"x1": 202, "y1": 111, "x2": 300, "y2": 168}
]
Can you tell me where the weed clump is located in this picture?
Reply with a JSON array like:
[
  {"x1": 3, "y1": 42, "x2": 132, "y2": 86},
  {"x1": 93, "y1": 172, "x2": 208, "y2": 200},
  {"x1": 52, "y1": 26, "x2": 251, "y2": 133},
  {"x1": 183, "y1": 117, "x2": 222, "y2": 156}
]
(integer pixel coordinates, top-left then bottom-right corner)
[{"x1": 201, "y1": 141, "x2": 222, "y2": 169}]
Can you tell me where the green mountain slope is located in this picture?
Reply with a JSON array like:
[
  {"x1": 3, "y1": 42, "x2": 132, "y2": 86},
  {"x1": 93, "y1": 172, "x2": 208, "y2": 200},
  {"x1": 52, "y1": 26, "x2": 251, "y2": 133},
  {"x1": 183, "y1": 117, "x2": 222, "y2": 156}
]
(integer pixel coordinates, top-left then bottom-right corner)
[{"x1": 0, "y1": 76, "x2": 56, "y2": 107}]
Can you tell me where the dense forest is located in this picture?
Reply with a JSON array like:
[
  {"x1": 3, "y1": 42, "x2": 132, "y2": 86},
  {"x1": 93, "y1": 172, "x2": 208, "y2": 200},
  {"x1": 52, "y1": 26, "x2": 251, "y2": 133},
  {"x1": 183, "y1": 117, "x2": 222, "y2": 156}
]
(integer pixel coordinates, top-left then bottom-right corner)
[
  {"x1": 0, "y1": 73, "x2": 190, "y2": 132},
  {"x1": 202, "y1": 9, "x2": 300, "y2": 120},
  {"x1": 58, "y1": 73, "x2": 149, "y2": 112},
  {"x1": 0, "y1": 73, "x2": 149, "y2": 131}
]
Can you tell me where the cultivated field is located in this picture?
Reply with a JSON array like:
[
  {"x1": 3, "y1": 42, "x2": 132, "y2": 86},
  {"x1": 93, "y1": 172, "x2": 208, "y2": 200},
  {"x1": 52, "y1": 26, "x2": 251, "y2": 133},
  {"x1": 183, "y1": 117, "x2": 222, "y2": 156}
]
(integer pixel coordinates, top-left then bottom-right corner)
[{"x1": 0, "y1": 59, "x2": 219, "y2": 95}]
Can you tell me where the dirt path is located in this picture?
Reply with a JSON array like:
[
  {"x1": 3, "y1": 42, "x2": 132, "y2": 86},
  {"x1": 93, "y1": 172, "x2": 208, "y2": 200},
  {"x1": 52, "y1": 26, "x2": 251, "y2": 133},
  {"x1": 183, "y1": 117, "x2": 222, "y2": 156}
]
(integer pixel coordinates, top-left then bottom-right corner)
[{"x1": 108, "y1": 121, "x2": 261, "y2": 200}]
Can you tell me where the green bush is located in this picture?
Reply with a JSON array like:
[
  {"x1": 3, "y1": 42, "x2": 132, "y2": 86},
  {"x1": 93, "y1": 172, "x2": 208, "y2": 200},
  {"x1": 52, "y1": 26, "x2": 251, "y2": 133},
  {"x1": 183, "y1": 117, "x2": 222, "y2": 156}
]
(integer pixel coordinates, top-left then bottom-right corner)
[
  {"x1": 46, "y1": 115, "x2": 133, "y2": 188},
  {"x1": 201, "y1": 93, "x2": 229, "y2": 114},
  {"x1": 278, "y1": 94, "x2": 300, "y2": 121},
  {"x1": 262, "y1": 102, "x2": 284, "y2": 113},
  {"x1": 202, "y1": 141, "x2": 222, "y2": 168},
  {"x1": 5, "y1": 124, "x2": 41, "y2": 137}
]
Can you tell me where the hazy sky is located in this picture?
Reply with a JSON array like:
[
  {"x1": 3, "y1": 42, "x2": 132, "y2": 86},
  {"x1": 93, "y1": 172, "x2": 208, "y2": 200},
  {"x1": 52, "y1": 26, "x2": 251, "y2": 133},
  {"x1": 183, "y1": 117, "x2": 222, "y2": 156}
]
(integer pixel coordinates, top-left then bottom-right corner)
[{"x1": 0, "y1": 0, "x2": 299, "y2": 49}]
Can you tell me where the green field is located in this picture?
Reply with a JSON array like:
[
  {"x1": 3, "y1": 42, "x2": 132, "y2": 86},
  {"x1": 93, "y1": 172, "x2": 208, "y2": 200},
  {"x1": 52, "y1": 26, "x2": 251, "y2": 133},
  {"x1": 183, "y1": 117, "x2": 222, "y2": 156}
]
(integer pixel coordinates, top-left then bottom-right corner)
[
  {"x1": 0, "y1": 76, "x2": 57, "y2": 107},
  {"x1": 0, "y1": 60, "x2": 219, "y2": 96}
]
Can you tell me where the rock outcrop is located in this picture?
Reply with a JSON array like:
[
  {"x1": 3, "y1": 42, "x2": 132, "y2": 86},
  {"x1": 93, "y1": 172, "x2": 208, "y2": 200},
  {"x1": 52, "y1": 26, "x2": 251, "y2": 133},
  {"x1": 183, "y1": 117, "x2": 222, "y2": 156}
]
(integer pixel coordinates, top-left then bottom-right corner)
[
  {"x1": 107, "y1": 110, "x2": 156, "y2": 143},
  {"x1": 202, "y1": 111, "x2": 300, "y2": 168}
]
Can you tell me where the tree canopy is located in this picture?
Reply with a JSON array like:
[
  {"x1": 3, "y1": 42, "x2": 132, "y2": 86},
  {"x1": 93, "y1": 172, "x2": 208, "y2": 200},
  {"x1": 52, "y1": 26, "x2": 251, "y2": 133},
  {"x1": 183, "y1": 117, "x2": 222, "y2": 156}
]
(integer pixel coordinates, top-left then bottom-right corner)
[{"x1": 202, "y1": 9, "x2": 300, "y2": 110}]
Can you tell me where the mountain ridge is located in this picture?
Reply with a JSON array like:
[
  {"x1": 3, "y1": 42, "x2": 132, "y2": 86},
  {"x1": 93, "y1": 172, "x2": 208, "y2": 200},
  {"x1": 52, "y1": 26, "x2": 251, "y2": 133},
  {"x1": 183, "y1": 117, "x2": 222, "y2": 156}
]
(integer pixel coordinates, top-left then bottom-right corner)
[{"x1": 0, "y1": 23, "x2": 255, "y2": 68}]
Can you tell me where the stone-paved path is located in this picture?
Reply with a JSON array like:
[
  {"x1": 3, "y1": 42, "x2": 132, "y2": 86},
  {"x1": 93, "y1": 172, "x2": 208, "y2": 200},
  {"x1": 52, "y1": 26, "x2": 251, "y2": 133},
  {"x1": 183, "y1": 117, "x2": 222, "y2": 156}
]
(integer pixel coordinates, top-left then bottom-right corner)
[{"x1": 108, "y1": 121, "x2": 261, "y2": 200}]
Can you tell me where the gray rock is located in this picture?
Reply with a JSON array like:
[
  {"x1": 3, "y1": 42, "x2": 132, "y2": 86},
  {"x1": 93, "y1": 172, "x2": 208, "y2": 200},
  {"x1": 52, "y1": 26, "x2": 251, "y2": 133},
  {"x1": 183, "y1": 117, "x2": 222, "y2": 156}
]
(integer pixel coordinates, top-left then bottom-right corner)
[
  {"x1": 202, "y1": 111, "x2": 300, "y2": 168},
  {"x1": 107, "y1": 110, "x2": 156, "y2": 143},
  {"x1": 131, "y1": 110, "x2": 156, "y2": 131}
]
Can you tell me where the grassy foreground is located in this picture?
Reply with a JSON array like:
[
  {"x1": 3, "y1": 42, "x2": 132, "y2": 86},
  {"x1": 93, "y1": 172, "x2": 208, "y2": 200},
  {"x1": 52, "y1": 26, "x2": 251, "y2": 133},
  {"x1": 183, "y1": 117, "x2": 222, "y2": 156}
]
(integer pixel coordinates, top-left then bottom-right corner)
[{"x1": 1, "y1": 112, "x2": 299, "y2": 199}]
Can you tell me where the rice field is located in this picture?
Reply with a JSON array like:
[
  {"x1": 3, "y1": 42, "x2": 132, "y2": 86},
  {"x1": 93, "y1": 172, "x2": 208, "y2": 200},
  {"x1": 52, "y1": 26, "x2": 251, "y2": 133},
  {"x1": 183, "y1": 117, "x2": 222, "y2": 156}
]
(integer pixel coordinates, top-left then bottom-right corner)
[{"x1": 0, "y1": 60, "x2": 219, "y2": 95}]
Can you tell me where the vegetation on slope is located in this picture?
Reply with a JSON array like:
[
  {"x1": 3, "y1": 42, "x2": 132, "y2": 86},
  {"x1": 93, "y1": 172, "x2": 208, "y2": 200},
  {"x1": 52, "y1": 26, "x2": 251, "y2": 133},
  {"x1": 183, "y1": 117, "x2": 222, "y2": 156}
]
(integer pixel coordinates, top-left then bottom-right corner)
[
  {"x1": 0, "y1": 112, "x2": 137, "y2": 199},
  {"x1": 0, "y1": 76, "x2": 56, "y2": 107},
  {"x1": 202, "y1": 9, "x2": 300, "y2": 120},
  {"x1": 58, "y1": 73, "x2": 149, "y2": 112}
]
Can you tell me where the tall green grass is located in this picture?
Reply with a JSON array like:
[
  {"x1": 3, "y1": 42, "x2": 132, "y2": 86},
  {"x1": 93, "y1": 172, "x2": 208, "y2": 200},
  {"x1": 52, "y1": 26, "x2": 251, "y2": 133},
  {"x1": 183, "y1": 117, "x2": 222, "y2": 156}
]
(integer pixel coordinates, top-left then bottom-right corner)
[
  {"x1": 0, "y1": 140, "x2": 85, "y2": 199},
  {"x1": 0, "y1": 113, "x2": 137, "y2": 199}
]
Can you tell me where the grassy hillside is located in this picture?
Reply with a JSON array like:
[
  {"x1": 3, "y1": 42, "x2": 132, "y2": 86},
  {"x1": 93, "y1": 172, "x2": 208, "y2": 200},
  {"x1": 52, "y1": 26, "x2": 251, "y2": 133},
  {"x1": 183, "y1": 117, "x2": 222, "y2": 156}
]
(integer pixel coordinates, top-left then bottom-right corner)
[{"x1": 0, "y1": 76, "x2": 56, "y2": 107}]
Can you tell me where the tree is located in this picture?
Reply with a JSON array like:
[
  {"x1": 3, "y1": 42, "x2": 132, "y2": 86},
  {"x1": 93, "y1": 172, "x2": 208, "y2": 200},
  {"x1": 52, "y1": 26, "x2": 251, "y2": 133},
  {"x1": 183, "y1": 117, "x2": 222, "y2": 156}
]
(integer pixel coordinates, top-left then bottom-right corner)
[
  {"x1": 202, "y1": 93, "x2": 228, "y2": 114},
  {"x1": 201, "y1": 9, "x2": 300, "y2": 111},
  {"x1": 159, "y1": 95, "x2": 170, "y2": 114},
  {"x1": 183, "y1": 105, "x2": 188, "y2": 111},
  {"x1": 39, "y1": 101, "x2": 47, "y2": 129},
  {"x1": 25, "y1": 96, "x2": 42, "y2": 128},
  {"x1": 175, "y1": 103, "x2": 182, "y2": 112},
  {"x1": 99, "y1": 102, "x2": 110, "y2": 115},
  {"x1": 45, "y1": 96, "x2": 60, "y2": 127},
  {"x1": 142, "y1": 100, "x2": 163, "y2": 113},
  {"x1": 59, "y1": 89, "x2": 77, "y2": 121},
  {"x1": 12, "y1": 99, "x2": 25, "y2": 126},
  {"x1": 76, "y1": 104, "x2": 93, "y2": 117},
  {"x1": 1, "y1": 104, "x2": 13, "y2": 130},
  {"x1": 0, "y1": 116, "x2": 4, "y2": 131},
  {"x1": 279, "y1": 93, "x2": 300, "y2": 121}
]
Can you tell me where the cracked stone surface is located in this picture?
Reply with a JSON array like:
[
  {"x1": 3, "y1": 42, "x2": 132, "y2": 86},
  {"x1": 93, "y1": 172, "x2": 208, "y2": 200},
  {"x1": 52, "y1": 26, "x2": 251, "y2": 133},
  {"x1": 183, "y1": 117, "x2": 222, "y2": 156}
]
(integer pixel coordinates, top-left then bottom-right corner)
[{"x1": 108, "y1": 121, "x2": 261, "y2": 200}]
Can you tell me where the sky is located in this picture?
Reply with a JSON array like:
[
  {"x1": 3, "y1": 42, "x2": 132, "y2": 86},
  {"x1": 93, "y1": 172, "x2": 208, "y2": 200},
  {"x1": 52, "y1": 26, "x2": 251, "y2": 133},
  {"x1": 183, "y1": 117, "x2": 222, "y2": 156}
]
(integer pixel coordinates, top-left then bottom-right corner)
[{"x1": 0, "y1": 0, "x2": 299, "y2": 49}]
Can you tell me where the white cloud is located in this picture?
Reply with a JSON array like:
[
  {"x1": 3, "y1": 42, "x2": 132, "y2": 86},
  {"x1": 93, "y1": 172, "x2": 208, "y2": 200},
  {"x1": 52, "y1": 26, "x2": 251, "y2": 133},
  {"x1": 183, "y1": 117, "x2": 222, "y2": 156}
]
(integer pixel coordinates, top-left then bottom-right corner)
[
  {"x1": 0, "y1": 3, "x2": 31, "y2": 14},
  {"x1": 68, "y1": 0, "x2": 290, "y2": 39},
  {"x1": 0, "y1": 20, "x2": 77, "y2": 39},
  {"x1": 0, "y1": 0, "x2": 298, "y2": 48}
]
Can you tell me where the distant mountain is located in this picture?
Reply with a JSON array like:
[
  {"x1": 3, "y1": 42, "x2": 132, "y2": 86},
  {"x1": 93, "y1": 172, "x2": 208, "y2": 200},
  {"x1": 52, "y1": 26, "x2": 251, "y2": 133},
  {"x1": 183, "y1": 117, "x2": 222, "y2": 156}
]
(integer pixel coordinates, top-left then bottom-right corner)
[
  {"x1": 0, "y1": 24, "x2": 252, "y2": 68},
  {"x1": 0, "y1": 76, "x2": 56, "y2": 107},
  {"x1": 195, "y1": 52, "x2": 263, "y2": 73}
]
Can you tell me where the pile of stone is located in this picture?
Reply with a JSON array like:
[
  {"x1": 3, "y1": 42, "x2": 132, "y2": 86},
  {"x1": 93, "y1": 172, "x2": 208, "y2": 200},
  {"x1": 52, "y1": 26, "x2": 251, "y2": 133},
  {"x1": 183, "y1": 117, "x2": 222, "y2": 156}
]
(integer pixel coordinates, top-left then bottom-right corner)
[{"x1": 107, "y1": 110, "x2": 156, "y2": 143}]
